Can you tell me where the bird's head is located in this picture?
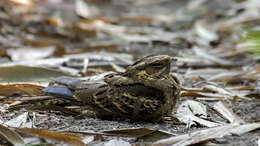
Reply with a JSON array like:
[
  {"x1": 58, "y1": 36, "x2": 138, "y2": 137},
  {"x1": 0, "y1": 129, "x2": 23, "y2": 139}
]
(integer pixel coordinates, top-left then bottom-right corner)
[{"x1": 125, "y1": 55, "x2": 177, "y2": 80}]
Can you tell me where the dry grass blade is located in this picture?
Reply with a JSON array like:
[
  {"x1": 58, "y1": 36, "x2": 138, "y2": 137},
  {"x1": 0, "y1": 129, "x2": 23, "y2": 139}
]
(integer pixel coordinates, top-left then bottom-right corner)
[
  {"x1": 102, "y1": 128, "x2": 174, "y2": 142},
  {"x1": 81, "y1": 58, "x2": 89, "y2": 74},
  {"x1": 28, "y1": 105, "x2": 81, "y2": 116},
  {"x1": 129, "y1": 0, "x2": 172, "y2": 6},
  {"x1": 11, "y1": 96, "x2": 55, "y2": 102},
  {"x1": 193, "y1": 47, "x2": 231, "y2": 66},
  {"x1": 109, "y1": 62, "x2": 125, "y2": 72},
  {"x1": 17, "y1": 128, "x2": 85, "y2": 146},
  {"x1": 181, "y1": 92, "x2": 230, "y2": 100},
  {"x1": 152, "y1": 124, "x2": 235, "y2": 146},
  {"x1": 102, "y1": 128, "x2": 156, "y2": 137},
  {"x1": 213, "y1": 102, "x2": 245, "y2": 125},
  {"x1": 228, "y1": 85, "x2": 255, "y2": 91},
  {"x1": 0, "y1": 124, "x2": 24, "y2": 146},
  {"x1": 204, "y1": 85, "x2": 251, "y2": 100},
  {"x1": 230, "y1": 122, "x2": 260, "y2": 135},
  {"x1": 195, "y1": 21, "x2": 218, "y2": 42},
  {"x1": 181, "y1": 87, "x2": 209, "y2": 92},
  {"x1": 208, "y1": 64, "x2": 260, "y2": 83}
]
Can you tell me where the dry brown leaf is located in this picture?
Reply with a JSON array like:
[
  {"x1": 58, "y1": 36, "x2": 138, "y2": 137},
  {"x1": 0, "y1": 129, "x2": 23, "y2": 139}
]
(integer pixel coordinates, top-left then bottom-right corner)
[
  {"x1": 0, "y1": 84, "x2": 44, "y2": 97},
  {"x1": 18, "y1": 128, "x2": 85, "y2": 146},
  {"x1": 181, "y1": 92, "x2": 231, "y2": 100},
  {"x1": 0, "y1": 65, "x2": 74, "y2": 83},
  {"x1": 0, "y1": 124, "x2": 24, "y2": 146}
]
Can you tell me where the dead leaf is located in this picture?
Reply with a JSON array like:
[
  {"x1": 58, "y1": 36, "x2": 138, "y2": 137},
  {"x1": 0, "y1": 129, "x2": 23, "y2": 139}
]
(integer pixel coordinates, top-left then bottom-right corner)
[
  {"x1": 102, "y1": 128, "x2": 174, "y2": 142},
  {"x1": 76, "y1": 0, "x2": 100, "y2": 18},
  {"x1": 152, "y1": 124, "x2": 233, "y2": 146},
  {"x1": 230, "y1": 122, "x2": 260, "y2": 135},
  {"x1": 7, "y1": 0, "x2": 33, "y2": 6},
  {"x1": 4, "y1": 112, "x2": 29, "y2": 128},
  {"x1": 0, "y1": 65, "x2": 73, "y2": 83},
  {"x1": 0, "y1": 124, "x2": 24, "y2": 146},
  {"x1": 204, "y1": 84, "x2": 251, "y2": 100},
  {"x1": 153, "y1": 122, "x2": 260, "y2": 146},
  {"x1": 103, "y1": 139, "x2": 131, "y2": 146},
  {"x1": 0, "y1": 84, "x2": 44, "y2": 97},
  {"x1": 193, "y1": 47, "x2": 231, "y2": 66},
  {"x1": 17, "y1": 128, "x2": 85, "y2": 146},
  {"x1": 181, "y1": 92, "x2": 231, "y2": 100},
  {"x1": 176, "y1": 100, "x2": 221, "y2": 127},
  {"x1": 213, "y1": 102, "x2": 245, "y2": 125},
  {"x1": 195, "y1": 21, "x2": 218, "y2": 43},
  {"x1": 7, "y1": 46, "x2": 55, "y2": 61},
  {"x1": 102, "y1": 128, "x2": 154, "y2": 137}
]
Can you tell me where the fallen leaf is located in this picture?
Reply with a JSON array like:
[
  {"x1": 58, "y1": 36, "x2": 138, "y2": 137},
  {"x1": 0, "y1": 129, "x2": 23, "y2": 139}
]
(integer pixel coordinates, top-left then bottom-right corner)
[
  {"x1": 103, "y1": 139, "x2": 131, "y2": 146},
  {"x1": 176, "y1": 100, "x2": 220, "y2": 127},
  {"x1": 76, "y1": 0, "x2": 100, "y2": 18},
  {"x1": 102, "y1": 128, "x2": 154, "y2": 137},
  {"x1": 4, "y1": 112, "x2": 29, "y2": 128},
  {"x1": 152, "y1": 122, "x2": 260, "y2": 146},
  {"x1": 0, "y1": 84, "x2": 44, "y2": 97},
  {"x1": 7, "y1": 46, "x2": 55, "y2": 61},
  {"x1": 230, "y1": 122, "x2": 260, "y2": 135},
  {"x1": 0, "y1": 124, "x2": 24, "y2": 146},
  {"x1": 195, "y1": 21, "x2": 218, "y2": 43},
  {"x1": 213, "y1": 102, "x2": 245, "y2": 125},
  {"x1": 18, "y1": 128, "x2": 85, "y2": 146},
  {"x1": 102, "y1": 128, "x2": 174, "y2": 142},
  {"x1": 0, "y1": 65, "x2": 73, "y2": 83}
]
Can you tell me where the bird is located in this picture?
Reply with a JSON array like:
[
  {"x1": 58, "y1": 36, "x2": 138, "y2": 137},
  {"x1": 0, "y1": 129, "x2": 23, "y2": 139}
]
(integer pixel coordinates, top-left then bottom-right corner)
[{"x1": 42, "y1": 55, "x2": 181, "y2": 122}]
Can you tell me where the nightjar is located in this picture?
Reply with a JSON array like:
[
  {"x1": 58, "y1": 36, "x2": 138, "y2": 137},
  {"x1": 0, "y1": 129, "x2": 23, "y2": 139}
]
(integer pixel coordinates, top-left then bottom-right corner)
[{"x1": 43, "y1": 55, "x2": 181, "y2": 122}]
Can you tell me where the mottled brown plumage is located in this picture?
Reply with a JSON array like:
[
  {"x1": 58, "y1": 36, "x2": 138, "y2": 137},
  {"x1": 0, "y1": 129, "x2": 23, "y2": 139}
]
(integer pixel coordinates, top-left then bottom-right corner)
[{"x1": 43, "y1": 55, "x2": 181, "y2": 122}]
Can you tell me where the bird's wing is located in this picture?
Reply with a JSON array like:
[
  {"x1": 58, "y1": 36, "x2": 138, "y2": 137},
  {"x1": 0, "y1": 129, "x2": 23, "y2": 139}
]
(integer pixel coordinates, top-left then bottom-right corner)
[
  {"x1": 102, "y1": 73, "x2": 165, "y2": 118},
  {"x1": 42, "y1": 76, "x2": 107, "y2": 103}
]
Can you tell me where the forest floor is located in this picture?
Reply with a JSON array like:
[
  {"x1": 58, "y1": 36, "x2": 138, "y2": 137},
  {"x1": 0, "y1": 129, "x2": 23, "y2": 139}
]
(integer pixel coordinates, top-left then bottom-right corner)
[{"x1": 0, "y1": 0, "x2": 259, "y2": 145}]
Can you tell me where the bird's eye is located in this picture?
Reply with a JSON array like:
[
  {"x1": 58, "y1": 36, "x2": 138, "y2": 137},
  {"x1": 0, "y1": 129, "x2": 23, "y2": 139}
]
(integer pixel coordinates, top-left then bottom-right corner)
[{"x1": 151, "y1": 63, "x2": 164, "y2": 68}]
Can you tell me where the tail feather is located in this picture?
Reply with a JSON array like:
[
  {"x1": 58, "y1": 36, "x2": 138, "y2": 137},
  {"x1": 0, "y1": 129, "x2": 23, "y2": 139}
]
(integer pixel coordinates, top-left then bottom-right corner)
[
  {"x1": 53, "y1": 77, "x2": 83, "y2": 89},
  {"x1": 42, "y1": 85, "x2": 74, "y2": 99}
]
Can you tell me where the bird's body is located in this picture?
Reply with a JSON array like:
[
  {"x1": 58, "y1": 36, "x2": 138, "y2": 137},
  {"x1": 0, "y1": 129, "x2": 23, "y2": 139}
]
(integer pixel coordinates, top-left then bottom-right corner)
[{"x1": 43, "y1": 55, "x2": 181, "y2": 122}]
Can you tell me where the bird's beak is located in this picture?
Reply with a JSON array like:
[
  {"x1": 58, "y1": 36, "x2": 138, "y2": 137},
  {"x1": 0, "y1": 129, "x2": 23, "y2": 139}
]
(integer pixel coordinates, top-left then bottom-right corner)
[{"x1": 171, "y1": 57, "x2": 178, "y2": 62}]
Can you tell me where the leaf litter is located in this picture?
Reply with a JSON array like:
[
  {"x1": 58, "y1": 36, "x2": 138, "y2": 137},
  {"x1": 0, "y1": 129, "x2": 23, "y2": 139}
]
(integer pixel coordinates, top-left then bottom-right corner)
[{"x1": 0, "y1": 0, "x2": 259, "y2": 145}]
